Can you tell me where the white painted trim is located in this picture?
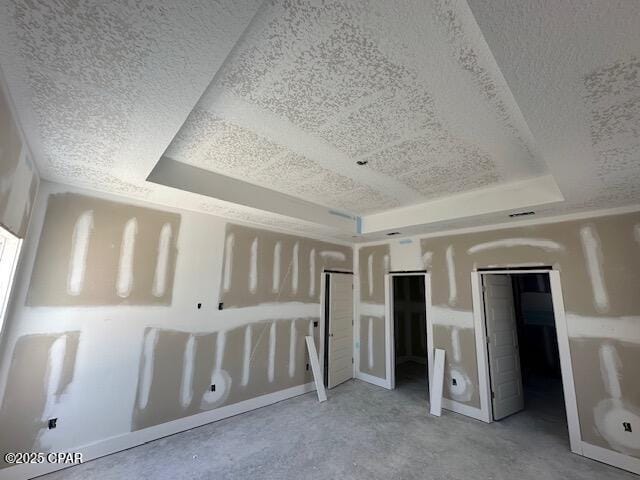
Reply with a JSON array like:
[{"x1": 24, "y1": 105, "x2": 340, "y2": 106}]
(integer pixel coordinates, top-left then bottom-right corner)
[
  {"x1": 355, "y1": 371, "x2": 388, "y2": 388},
  {"x1": 474, "y1": 269, "x2": 640, "y2": 475},
  {"x1": 441, "y1": 398, "x2": 486, "y2": 420},
  {"x1": 470, "y1": 273, "x2": 492, "y2": 423},
  {"x1": 548, "y1": 271, "x2": 583, "y2": 455},
  {"x1": 305, "y1": 337, "x2": 327, "y2": 402},
  {"x1": 429, "y1": 348, "x2": 445, "y2": 416},
  {"x1": 580, "y1": 441, "x2": 640, "y2": 475},
  {"x1": 0, "y1": 382, "x2": 316, "y2": 480},
  {"x1": 383, "y1": 274, "x2": 393, "y2": 390},
  {"x1": 384, "y1": 272, "x2": 433, "y2": 392},
  {"x1": 352, "y1": 274, "x2": 359, "y2": 379},
  {"x1": 471, "y1": 269, "x2": 583, "y2": 453},
  {"x1": 319, "y1": 272, "x2": 327, "y2": 384}
]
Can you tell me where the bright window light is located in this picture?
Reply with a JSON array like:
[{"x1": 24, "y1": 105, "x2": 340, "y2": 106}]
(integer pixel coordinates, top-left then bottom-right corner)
[{"x1": 0, "y1": 225, "x2": 22, "y2": 335}]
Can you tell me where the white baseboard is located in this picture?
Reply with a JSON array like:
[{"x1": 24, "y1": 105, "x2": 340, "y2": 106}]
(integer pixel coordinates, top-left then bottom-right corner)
[
  {"x1": 581, "y1": 441, "x2": 640, "y2": 475},
  {"x1": 356, "y1": 371, "x2": 389, "y2": 389},
  {"x1": 0, "y1": 382, "x2": 316, "y2": 480},
  {"x1": 442, "y1": 398, "x2": 490, "y2": 423}
]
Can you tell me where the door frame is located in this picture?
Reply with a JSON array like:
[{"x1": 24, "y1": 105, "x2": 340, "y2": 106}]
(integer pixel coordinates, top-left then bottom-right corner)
[
  {"x1": 319, "y1": 270, "x2": 354, "y2": 387},
  {"x1": 471, "y1": 269, "x2": 581, "y2": 453},
  {"x1": 384, "y1": 272, "x2": 433, "y2": 391}
]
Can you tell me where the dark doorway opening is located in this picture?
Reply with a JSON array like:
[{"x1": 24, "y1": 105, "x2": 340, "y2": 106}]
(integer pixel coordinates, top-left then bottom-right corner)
[
  {"x1": 393, "y1": 275, "x2": 428, "y2": 397},
  {"x1": 511, "y1": 273, "x2": 566, "y2": 427}
]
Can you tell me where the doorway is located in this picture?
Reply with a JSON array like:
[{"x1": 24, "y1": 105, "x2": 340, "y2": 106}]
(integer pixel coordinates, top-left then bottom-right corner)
[
  {"x1": 474, "y1": 269, "x2": 581, "y2": 455},
  {"x1": 385, "y1": 272, "x2": 433, "y2": 395},
  {"x1": 393, "y1": 275, "x2": 428, "y2": 396},
  {"x1": 322, "y1": 271, "x2": 354, "y2": 389},
  {"x1": 483, "y1": 272, "x2": 564, "y2": 421}
]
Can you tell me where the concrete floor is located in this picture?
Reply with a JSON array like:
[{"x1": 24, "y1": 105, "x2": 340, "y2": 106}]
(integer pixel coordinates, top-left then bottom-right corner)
[{"x1": 41, "y1": 376, "x2": 635, "y2": 480}]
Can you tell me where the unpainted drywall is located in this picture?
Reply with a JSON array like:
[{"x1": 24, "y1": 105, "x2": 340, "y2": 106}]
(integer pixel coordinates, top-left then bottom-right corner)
[
  {"x1": 0, "y1": 332, "x2": 80, "y2": 468},
  {"x1": 26, "y1": 193, "x2": 181, "y2": 306},
  {"x1": 358, "y1": 244, "x2": 389, "y2": 305},
  {"x1": 358, "y1": 244, "x2": 389, "y2": 379},
  {"x1": 0, "y1": 183, "x2": 343, "y2": 471},
  {"x1": 0, "y1": 82, "x2": 38, "y2": 238},
  {"x1": 132, "y1": 318, "x2": 318, "y2": 431},
  {"x1": 219, "y1": 223, "x2": 351, "y2": 308},
  {"x1": 359, "y1": 315, "x2": 386, "y2": 379},
  {"x1": 359, "y1": 211, "x2": 640, "y2": 459}
]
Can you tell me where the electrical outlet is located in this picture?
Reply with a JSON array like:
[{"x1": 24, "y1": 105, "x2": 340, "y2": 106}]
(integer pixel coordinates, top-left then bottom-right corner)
[
  {"x1": 48, "y1": 418, "x2": 57, "y2": 429},
  {"x1": 452, "y1": 378, "x2": 457, "y2": 386},
  {"x1": 623, "y1": 422, "x2": 632, "y2": 432},
  {"x1": 218, "y1": 302, "x2": 223, "y2": 310},
  {"x1": 210, "y1": 384, "x2": 216, "y2": 392},
  {"x1": 197, "y1": 303, "x2": 202, "y2": 309},
  {"x1": 313, "y1": 321, "x2": 318, "y2": 327}
]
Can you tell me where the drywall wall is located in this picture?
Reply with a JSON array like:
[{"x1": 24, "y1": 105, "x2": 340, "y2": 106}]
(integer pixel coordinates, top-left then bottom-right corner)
[
  {"x1": 357, "y1": 211, "x2": 640, "y2": 460},
  {"x1": 0, "y1": 79, "x2": 38, "y2": 238},
  {"x1": 358, "y1": 244, "x2": 389, "y2": 379},
  {"x1": 219, "y1": 223, "x2": 351, "y2": 308},
  {"x1": 27, "y1": 193, "x2": 180, "y2": 306},
  {"x1": 0, "y1": 181, "x2": 347, "y2": 471}
]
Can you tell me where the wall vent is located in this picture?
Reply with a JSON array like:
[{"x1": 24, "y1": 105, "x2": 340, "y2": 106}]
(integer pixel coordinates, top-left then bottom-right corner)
[{"x1": 509, "y1": 211, "x2": 535, "y2": 218}]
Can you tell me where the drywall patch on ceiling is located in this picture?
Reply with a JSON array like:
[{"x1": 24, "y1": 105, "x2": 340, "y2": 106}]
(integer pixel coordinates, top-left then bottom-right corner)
[
  {"x1": 165, "y1": 109, "x2": 285, "y2": 180},
  {"x1": 218, "y1": 12, "x2": 411, "y2": 131},
  {"x1": 317, "y1": 84, "x2": 436, "y2": 159},
  {"x1": 366, "y1": 134, "x2": 499, "y2": 199}
]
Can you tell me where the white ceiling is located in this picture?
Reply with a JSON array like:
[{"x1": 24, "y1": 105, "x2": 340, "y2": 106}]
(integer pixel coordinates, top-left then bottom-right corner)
[{"x1": 0, "y1": 0, "x2": 638, "y2": 242}]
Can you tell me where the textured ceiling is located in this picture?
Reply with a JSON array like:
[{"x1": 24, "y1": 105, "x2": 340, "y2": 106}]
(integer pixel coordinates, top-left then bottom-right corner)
[
  {"x1": 466, "y1": 0, "x2": 640, "y2": 215},
  {"x1": 0, "y1": 0, "x2": 638, "y2": 242},
  {"x1": 165, "y1": 0, "x2": 544, "y2": 214}
]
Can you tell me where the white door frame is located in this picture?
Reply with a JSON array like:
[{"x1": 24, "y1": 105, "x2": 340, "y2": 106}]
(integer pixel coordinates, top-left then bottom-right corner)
[
  {"x1": 472, "y1": 270, "x2": 581, "y2": 450},
  {"x1": 384, "y1": 272, "x2": 433, "y2": 391},
  {"x1": 473, "y1": 269, "x2": 640, "y2": 474},
  {"x1": 319, "y1": 270, "x2": 353, "y2": 386}
]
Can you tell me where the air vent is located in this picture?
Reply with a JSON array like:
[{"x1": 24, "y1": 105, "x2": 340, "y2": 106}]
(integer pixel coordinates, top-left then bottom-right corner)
[
  {"x1": 386, "y1": 231, "x2": 401, "y2": 236},
  {"x1": 509, "y1": 211, "x2": 535, "y2": 218}
]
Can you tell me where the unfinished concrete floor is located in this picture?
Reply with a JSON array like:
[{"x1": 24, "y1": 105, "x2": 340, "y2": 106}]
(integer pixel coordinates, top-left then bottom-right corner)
[{"x1": 41, "y1": 380, "x2": 635, "y2": 480}]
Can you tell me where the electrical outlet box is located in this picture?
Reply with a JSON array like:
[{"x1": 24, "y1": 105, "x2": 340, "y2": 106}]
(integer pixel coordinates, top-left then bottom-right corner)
[
  {"x1": 48, "y1": 418, "x2": 57, "y2": 429},
  {"x1": 623, "y1": 422, "x2": 632, "y2": 432},
  {"x1": 211, "y1": 384, "x2": 216, "y2": 392},
  {"x1": 218, "y1": 302, "x2": 223, "y2": 310},
  {"x1": 452, "y1": 378, "x2": 457, "y2": 386},
  {"x1": 197, "y1": 303, "x2": 202, "y2": 309}
]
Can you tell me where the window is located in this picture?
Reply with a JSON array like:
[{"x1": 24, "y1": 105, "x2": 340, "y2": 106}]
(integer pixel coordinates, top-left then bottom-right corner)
[{"x1": 0, "y1": 225, "x2": 21, "y2": 334}]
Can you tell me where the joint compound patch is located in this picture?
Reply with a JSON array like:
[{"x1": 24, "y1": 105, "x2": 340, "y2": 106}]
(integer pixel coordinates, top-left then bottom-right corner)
[{"x1": 28, "y1": 193, "x2": 181, "y2": 306}]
